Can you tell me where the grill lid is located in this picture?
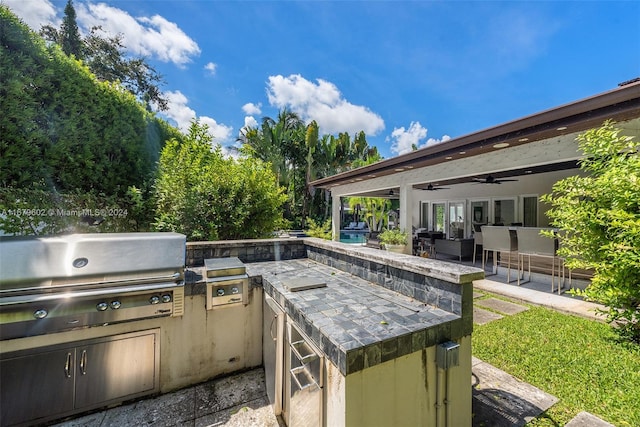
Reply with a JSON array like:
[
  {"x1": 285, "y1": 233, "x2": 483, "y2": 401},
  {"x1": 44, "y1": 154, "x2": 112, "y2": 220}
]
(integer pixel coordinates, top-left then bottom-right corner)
[
  {"x1": 204, "y1": 257, "x2": 246, "y2": 279},
  {"x1": 0, "y1": 232, "x2": 186, "y2": 291}
]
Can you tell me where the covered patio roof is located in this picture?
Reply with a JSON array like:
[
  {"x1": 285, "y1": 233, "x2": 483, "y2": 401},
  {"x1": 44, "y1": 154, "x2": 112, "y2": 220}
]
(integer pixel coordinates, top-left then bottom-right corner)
[{"x1": 310, "y1": 80, "x2": 640, "y2": 198}]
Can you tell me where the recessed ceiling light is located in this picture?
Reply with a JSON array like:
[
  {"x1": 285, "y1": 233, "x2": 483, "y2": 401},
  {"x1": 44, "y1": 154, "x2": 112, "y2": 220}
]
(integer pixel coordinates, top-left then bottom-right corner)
[
  {"x1": 367, "y1": 174, "x2": 376, "y2": 178},
  {"x1": 556, "y1": 126, "x2": 567, "y2": 131},
  {"x1": 493, "y1": 142, "x2": 510, "y2": 149},
  {"x1": 445, "y1": 156, "x2": 453, "y2": 160},
  {"x1": 459, "y1": 151, "x2": 466, "y2": 155},
  {"x1": 406, "y1": 165, "x2": 414, "y2": 169},
  {"x1": 525, "y1": 170, "x2": 533, "y2": 174},
  {"x1": 394, "y1": 168, "x2": 405, "y2": 172},
  {"x1": 518, "y1": 138, "x2": 529, "y2": 142},
  {"x1": 355, "y1": 178, "x2": 363, "y2": 181}
]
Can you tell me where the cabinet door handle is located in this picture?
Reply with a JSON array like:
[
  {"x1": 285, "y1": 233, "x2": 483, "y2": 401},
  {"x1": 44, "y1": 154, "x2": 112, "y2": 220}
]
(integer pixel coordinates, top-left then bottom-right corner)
[
  {"x1": 269, "y1": 315, "x2": 278, "y2": 341},
  {"x1": 79, "y1": 349, "x2": 87, "y2": 375},
  {"x1": 64, "y1": 352, "x2": 73, "y2": 378}
]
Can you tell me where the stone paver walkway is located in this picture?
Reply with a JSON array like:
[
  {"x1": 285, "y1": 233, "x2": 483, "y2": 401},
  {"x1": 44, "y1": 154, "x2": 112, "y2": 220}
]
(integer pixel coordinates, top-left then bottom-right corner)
[
  {"x1": 472, "y1": 357, "x2": 558, "y2": 427},
  {"x1": 473, "y1": 306, "x2": 504, "y2": 325},
  {"x1": 475, "y1": 297, "x2": 529, "y2": 315}
]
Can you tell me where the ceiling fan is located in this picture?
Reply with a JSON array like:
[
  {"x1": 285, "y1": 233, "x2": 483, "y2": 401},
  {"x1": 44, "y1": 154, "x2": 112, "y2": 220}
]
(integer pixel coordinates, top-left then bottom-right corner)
[
  {"x1": 422, "y1": 183, "x2": 450, "y2": 191},
  {"x1": 472, "y1": 175, "x2": 518, "y2": 184}
]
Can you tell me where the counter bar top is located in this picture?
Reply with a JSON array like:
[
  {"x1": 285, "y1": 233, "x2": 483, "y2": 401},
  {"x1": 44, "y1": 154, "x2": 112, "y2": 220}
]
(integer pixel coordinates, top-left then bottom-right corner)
[{"x1": 246, "y1": 259, "x2": 461, "y2": 376}]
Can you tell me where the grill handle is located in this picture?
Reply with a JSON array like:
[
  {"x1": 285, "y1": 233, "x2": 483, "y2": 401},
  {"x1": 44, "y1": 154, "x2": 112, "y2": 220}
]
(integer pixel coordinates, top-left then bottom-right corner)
[{"x1": 64, "y1": 352, "x2": 73, "y2": 378}]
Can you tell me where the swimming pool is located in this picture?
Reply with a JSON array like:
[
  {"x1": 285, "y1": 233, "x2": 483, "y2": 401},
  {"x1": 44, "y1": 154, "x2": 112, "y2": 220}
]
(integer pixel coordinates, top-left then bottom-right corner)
[{"x1": 339, "y1": 231, "x2": 367, "y2": 244}]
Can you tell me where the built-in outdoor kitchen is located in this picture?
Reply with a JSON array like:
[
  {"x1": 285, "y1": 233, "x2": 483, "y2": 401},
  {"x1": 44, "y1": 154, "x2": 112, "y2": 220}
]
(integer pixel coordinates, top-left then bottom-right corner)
[{"x1": 0, "y1": 233, "x2": 482, "y2": 427}]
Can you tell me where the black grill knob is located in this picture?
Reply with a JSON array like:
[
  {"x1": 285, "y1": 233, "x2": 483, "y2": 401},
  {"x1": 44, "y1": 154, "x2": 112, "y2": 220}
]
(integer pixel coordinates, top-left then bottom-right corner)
[
  {"x1": 110, "y1": 300, "x2": 121, "y2": 309},
  {"x1": 161, "y1": 294, "x2": 172, "y2": 303},
  {"x1": 34, "y1": 309, "x2": 48, "y2": 319},
  {"x1": 96, "y1": 302, "x2": 108, "y2": 311},
  {"x1": 149, "y1": 295, "x2": 161, "y2": 305},
  {"x1": 216, "y1": 288, "x2": 225, "y2": 296},
  {"x1": 231, "y1": 287, "x2": 239, "y2": 294}
]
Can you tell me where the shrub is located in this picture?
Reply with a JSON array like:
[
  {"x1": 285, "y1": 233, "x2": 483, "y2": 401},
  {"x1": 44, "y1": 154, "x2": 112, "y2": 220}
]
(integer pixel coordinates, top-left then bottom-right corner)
[{"x1": 541, "y1": 121, "x2": 640, "y2": 342}]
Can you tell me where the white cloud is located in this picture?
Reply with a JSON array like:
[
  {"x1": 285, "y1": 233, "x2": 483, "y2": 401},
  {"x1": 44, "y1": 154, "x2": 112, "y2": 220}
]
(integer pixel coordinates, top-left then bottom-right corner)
[
  {"x1": 162, "y1": 90, "x2": 233, "y2": 146},
  {"x1": 4, "y1": 0, "x2": 58, "y2": 29},
  {"x1": 6, "y1": 0, "x2": 201, "y2": 67},
  {"x1": 242, "y1": 103, "x2": 262, "y2": 115},
  {"x1": 76, "y1": 2, "x2": 200, "y2": 66},
  {"x1": 387, "y1": 121, "x2": 451, "y2": 156},
  {"x1": 243, "y1": 116, "x2": 258, "y2": 129},
  {"x1": 204, "y1": 62, "x2": 217, "y2": 75},
  {"x1": 266, "y1": 74, "x2": 384, "y2": 137}
]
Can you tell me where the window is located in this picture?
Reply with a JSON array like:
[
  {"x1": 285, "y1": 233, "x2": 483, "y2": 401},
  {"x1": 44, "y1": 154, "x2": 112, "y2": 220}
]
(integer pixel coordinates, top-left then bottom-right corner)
[
  {"x1": 523, "y1": 196, "x2": 538, "y2": 227},
  {"x1": 493, "y1": 198, "x2": 516, "y2": 225}
]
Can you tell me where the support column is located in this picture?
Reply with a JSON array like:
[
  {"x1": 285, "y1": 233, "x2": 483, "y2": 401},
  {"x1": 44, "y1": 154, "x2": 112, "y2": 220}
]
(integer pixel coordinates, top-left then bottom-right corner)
[
  {"x1": 399, "y1": 185, "x2": 414, "y2": 253},
  {"x1": 332, "y1": 194, "x2": 341, "y2": 241}
]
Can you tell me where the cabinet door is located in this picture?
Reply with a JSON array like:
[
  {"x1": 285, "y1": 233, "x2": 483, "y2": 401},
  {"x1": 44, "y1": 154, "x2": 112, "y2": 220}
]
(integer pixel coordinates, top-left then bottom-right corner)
[
  {"x1": 0, "y1": 348, "x2": 75, "y2": 427},
  {"x1": 75, "y1": 332, "x2": 158, "y2": 409}
]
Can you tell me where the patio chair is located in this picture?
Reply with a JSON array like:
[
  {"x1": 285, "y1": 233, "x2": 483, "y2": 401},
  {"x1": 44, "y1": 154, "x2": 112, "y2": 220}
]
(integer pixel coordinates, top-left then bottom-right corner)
[
  {"x1": 481, "y1": 226, "x2": 519, "y2": 283},
  {"x1": 516, "y1": 227, "x2": 559, "y2": 288},
  {"x1": 472, "y1": 224, "x2": 483, "y2": 266},
  {"x1": 344, "y1": 221, "x2": 357, "y2": 230}
]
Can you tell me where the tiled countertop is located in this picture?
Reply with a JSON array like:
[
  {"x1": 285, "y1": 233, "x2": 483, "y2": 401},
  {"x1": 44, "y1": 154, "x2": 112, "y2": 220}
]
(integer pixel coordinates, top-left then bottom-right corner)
[{"x1": 245, "y1": 259, "x2": 460, "y2": 376}]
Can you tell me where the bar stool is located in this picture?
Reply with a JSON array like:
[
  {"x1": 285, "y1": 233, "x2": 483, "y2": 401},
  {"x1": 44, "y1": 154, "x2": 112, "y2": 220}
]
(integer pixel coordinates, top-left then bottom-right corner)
[
  {"x1": 516, "y1": 227, "x2": 559, "y2": 289},
  {"x1": 481, "y1": 226, "x2": 519, "y2": 283}
]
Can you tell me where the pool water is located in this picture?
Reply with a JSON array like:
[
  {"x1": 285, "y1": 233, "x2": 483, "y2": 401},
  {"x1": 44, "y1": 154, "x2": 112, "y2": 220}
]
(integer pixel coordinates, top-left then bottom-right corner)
[{"x1": 339, "y1": 231, "x2": 367, "y2": 244}]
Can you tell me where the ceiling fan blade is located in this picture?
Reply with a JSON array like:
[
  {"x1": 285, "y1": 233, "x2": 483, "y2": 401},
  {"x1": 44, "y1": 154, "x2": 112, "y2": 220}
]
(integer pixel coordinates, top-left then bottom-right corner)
[{"x1": 423, "y1": 184, "x2": 450, "y2": 191}]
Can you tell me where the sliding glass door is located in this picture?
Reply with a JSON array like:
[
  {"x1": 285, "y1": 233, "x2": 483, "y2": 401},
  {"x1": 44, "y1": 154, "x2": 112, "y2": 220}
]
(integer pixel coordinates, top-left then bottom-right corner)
[
  {"x1": 448, "y1": 201, "x2": 465, "y2": 239},
  {"x1": 432, "y1": 203, "x2": 445, "y2": 233},
  {"x1": 493, "y1": 198, "x2": 517, "y2": 225}
]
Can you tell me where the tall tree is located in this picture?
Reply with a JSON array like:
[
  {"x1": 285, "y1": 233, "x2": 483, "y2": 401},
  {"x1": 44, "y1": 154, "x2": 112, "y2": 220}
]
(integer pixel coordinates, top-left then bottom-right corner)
[
  {"x1": 40, "y1": 13, "x2": 168, "y2": 110},
  {"x1": 60, "y1": 0, "x2": 82, "y2": 59}
]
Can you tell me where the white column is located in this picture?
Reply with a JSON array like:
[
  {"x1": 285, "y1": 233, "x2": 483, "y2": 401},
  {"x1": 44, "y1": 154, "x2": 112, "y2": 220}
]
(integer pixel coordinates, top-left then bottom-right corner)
[
  {"x1": 332, "y1": 194, "x2": 341, "y2": 241},
  {"x1": 399, "y1": 185, "x2": 414, "y2": 253}
]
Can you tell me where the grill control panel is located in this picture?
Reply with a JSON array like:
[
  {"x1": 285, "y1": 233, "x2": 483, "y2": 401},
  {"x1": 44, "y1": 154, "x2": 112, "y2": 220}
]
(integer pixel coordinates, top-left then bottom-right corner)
[
  {"x1": 206, "y1": 278, "x2": 248, "y2": 309},
  {"x1": 1, "y1": 287, "x2": 185, "y2": 340}
]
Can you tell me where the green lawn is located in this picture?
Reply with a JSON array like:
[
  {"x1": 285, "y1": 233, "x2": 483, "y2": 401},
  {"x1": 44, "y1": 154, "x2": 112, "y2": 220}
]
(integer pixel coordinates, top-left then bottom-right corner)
[{"x1": 472, "y1": 299, "x2": 640, "y2": 426}]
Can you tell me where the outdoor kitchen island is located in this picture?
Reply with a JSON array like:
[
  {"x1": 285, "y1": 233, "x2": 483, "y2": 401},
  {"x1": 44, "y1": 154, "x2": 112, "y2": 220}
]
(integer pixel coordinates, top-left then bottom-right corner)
[{"x1": 244, "y1": 238, "x2": 482, "y2": 427}]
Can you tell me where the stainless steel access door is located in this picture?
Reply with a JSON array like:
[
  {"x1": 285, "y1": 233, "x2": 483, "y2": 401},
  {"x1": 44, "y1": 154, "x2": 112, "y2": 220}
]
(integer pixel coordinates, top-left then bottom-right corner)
[
  {"x1": 263, "y1": 294, "x2": 285, "y2": 415},
  {"x1": 285, "y1": 321, "x2": 323, "y2": 427}
]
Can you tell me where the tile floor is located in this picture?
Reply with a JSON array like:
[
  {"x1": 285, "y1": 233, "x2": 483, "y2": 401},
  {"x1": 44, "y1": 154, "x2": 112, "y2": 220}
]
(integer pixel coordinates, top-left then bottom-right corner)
[{"x1": 52, "y1": 368, "x2": 283, "y2": 427}]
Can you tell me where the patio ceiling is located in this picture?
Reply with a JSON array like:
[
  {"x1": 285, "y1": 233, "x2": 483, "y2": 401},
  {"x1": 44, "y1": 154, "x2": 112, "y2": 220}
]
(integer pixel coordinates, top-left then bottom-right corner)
[
  {"x1": 310, "y1": 80, "x2": 640, "y2": 196},
  {"x1": 357, "y1": 160, "x2": 580, "y2": 199}
]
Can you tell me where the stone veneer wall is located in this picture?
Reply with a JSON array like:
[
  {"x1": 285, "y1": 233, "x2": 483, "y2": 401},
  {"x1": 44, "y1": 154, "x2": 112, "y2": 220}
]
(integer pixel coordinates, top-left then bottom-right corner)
[{"x1": 186, "y1": 238, "x2": 306, "y2": 266}]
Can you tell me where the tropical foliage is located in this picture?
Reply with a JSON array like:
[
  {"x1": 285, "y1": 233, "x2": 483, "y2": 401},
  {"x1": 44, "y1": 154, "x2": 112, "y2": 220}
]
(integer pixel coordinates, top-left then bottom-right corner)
[
  {"x1": 154, "y1": 121, "x2": 287, "y2": 241},
  {"x1": 304, "y1": 217, "x2": 333, "y2": 240},
  {"x1": 1, "y1": 5, "x2": 381, "y2": 238},
  {"x1": 378, "y1": 228, "x2": 409, "y2": 246},
  {"x1": 238, "y1": 110, "x2": 380, "y2": 228},
  {"x1": 541, "y1": 121, "x2": 640, "y2": 342}
]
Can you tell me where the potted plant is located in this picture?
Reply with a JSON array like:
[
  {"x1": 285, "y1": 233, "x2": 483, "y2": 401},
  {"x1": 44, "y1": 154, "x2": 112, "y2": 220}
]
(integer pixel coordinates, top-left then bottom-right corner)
[{"x1": 379, "y1": 228, "x2": 409, "y2": 253}]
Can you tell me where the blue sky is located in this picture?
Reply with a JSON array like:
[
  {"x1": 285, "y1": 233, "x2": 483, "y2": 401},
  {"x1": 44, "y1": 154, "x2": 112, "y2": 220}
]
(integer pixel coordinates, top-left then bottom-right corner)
[{"x1": 6, "y1": 0, "x2": 640, "y2": 159}]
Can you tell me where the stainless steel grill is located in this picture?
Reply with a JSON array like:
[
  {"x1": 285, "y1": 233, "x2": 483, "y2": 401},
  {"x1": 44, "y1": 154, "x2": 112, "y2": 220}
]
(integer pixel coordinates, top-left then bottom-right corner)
[{"x1": 0, "y1": 232, "x2": 186, "y2": 340}]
